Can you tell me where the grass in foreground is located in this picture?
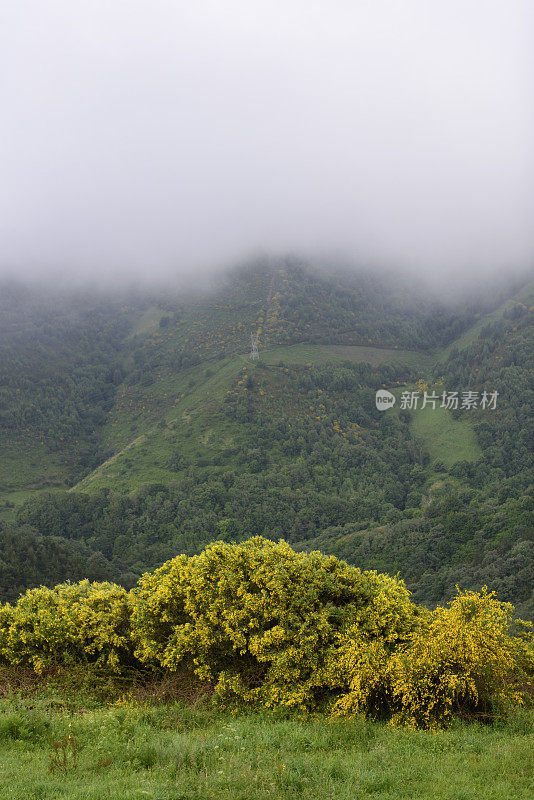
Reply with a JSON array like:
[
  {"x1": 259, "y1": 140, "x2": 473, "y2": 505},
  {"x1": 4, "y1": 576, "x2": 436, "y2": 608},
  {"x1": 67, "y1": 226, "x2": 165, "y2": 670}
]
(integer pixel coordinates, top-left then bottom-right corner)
[{"x1": 0, "y1": 695, "x2": 532, "y2": 800}]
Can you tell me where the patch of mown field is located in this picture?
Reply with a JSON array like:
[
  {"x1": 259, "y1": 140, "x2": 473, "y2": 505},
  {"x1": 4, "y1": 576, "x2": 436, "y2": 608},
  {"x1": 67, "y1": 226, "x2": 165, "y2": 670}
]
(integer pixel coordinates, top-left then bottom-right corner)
[
  {"x1": 128, "y1": 306, "x2": 168, "y2": 337},
  {"x1": 410, "y1": 404, "x2": 482, "y2": 467},
  {"x1": 260, "y1": 342, "x2": 434, "y2": 370},
  {"x1": 0, "y1": 438, "x2": 65, "y2": 488},
  {"x1": 0, "y1": 487, "x2": 66, "y2": 521},
  {"x1": 0, "y1": 697, "x2": 531, "y2": 800},
  {"x1": 0, "y1": 435, "x2": 68, "y2": 517}
]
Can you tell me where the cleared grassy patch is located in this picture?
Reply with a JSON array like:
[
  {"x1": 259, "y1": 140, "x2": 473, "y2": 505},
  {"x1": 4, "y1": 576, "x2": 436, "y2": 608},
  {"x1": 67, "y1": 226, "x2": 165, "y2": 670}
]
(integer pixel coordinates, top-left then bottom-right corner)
[
  {"x1": 128, "y1": 306, "x2": 168, "y2": 337},
  {"x1": 0, "y1": 487, "x2": 67, "y2": 521},
  {"x1": 410, "y1": 405, "x2": 482, "y2": 466},
  {"x1": 0, "y1": 435, "x2": 68, "y2": 515},
  {"x1": 260, "y1": 342, "x2": 433, "y2": 369}
]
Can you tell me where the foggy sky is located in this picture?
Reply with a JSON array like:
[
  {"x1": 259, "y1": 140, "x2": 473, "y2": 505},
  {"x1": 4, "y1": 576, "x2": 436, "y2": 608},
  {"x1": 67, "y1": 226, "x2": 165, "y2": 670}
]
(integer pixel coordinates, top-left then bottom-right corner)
[{"x1": 1, "y1": 1, "x2": 533, "y2": 284}]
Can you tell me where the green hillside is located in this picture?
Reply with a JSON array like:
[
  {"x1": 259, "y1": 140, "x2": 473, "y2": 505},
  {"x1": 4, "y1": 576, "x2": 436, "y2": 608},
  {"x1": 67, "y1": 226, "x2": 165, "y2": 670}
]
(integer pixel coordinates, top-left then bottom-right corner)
[
  {"x1": 74, "y1": 357, "x2": 246, "y2": 493},
  {"x1": 436, "y1": 278, "x2": 534, "y2": 358},
  {"x1": 1, "y1": 262, "x2": 532, "y2": 617}
]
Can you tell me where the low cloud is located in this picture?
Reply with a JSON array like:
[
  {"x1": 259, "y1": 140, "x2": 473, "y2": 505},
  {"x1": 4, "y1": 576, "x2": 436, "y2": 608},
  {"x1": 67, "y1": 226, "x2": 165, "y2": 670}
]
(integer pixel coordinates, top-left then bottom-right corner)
[{"x1": 1, "y1": 1, "x2": 533, "y2": 285}]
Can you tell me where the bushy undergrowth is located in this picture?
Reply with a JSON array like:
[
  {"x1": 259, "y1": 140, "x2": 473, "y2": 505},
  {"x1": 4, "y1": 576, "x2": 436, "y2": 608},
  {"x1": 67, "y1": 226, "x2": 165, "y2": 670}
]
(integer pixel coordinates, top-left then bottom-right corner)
[{"x1": 0, "y1": 538, "x2": 532, "y2": 728}]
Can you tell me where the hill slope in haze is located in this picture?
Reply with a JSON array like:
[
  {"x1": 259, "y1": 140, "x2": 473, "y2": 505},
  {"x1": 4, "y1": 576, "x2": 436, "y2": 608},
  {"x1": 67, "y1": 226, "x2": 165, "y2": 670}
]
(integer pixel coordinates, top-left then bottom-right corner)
[{"x1": 1, "y1": 262, "x2": 532, "y2": 614}]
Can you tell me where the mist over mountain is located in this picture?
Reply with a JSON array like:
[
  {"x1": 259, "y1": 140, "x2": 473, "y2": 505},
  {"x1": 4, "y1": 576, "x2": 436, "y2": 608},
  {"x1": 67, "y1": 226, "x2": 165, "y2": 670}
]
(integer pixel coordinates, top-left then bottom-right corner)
[{"x1": 1, "y1": 1, "x2": 533, "y2": 285}]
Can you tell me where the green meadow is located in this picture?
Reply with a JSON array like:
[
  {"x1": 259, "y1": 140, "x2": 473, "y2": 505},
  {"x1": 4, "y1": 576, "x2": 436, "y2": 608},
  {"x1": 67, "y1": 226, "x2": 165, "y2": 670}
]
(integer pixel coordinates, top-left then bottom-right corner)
[
  {"x1": 0, "y1": 696, "x2": 532, "y2": 800},
  {"x1": 410, "y1": 404, "x2": 482, "y2": 467}
]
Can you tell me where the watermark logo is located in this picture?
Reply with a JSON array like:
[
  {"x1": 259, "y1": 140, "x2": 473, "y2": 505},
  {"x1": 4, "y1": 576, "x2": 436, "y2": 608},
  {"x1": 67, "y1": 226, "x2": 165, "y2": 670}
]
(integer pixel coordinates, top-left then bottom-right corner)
[
  {"x1": 400, "y1": 390, "x2": 498, "y2": 410},
  {"x1": 375, "y1": 390, "x2": 396, "y2": 411},
  {"x1": 377, "y1": 388, "x2": 498, "y2": 411}
]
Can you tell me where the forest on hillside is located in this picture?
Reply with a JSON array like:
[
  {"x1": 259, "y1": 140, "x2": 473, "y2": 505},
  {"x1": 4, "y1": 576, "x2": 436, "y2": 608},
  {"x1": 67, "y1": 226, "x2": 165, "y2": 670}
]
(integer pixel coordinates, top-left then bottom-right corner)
[{"x1": 0, "y1": 265, "x2": 532, "y2": 618}]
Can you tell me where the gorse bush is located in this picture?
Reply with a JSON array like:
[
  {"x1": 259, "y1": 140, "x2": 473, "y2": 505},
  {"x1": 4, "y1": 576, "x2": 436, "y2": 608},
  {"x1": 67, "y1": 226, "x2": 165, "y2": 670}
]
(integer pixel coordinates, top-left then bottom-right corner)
[
  {"x1": 388, "y1": 589, "x2": 534, "y2": 728},
  {"x1": 332, "y1": 588, "x2": 534, "y2": 727},
  {"x1": 130, "y1": 538, "x2": 421, "y2": 709},
  {"x1": 0, "y1": 580, "x2": 132, "y2": 672},
  {"x1": 0, "y1": 539, "x2": 532, "y2": 727}
]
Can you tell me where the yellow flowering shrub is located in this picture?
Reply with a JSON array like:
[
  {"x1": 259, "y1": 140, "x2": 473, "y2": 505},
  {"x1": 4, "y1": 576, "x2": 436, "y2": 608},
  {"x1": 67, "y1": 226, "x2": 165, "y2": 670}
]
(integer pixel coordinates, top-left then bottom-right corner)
[
  {"x1": 332, "y1": 587, "x2": 533, "y2": 728},
  {"x1": 0, "y1": 541, "x2": 531, "y2": 728},
  {"x1": 386, "y1": 589, "x2": 534, "y2": 728},
  {"x1": 330, "y1": 574, "x2": 428, "y2": 718},
  {"x1": 130, "y1": 537, "x2": 420, "y2": 709},
  {"x1": 0, "y1": 580, "x2": 132, "y2": 673}
]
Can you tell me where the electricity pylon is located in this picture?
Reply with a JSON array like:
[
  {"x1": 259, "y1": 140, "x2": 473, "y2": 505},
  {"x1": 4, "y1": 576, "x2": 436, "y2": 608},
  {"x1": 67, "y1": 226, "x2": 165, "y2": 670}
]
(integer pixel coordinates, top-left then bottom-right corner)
[{"x1": 250, "y1": 332, "x2": 259, "y2": 360}]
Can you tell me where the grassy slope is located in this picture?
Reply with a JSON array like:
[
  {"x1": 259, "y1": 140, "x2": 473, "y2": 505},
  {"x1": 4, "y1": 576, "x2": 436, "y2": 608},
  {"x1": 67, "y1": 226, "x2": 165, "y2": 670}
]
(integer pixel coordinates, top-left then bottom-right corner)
[
  {"x1": 74, "y1": 357, "x2": 245, "y2": 493},
  {"x1": 8, "y1": 273, "x2": 527, "y2": 506},
  {"x1": 75, "y1": 344, "x2": 481, "y2": 494},
  {"x1": 400, "y1": 280, "x2": 534, "y2": 469},
  {"x1": 410, "y1": 405, "x2": 482, "y2": 467},
  {"x1": 0, "y1": 437, "x2": 68, "y2": 518},
  {"x1": 436, "y1": 279, "x2": 534, "y2": 360},
  {"x1": 0, "y1": 699, "x2": 532, "y2": 800},
  {"x1": 378, "y1": 381, "x2": 482, "y2": 470},
  {"x1": 261, "y1": 342, "x2": 434, "y2": 370},
  {"x1": 128, "y1": 306, "x2": 167, "y2": 337}
]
